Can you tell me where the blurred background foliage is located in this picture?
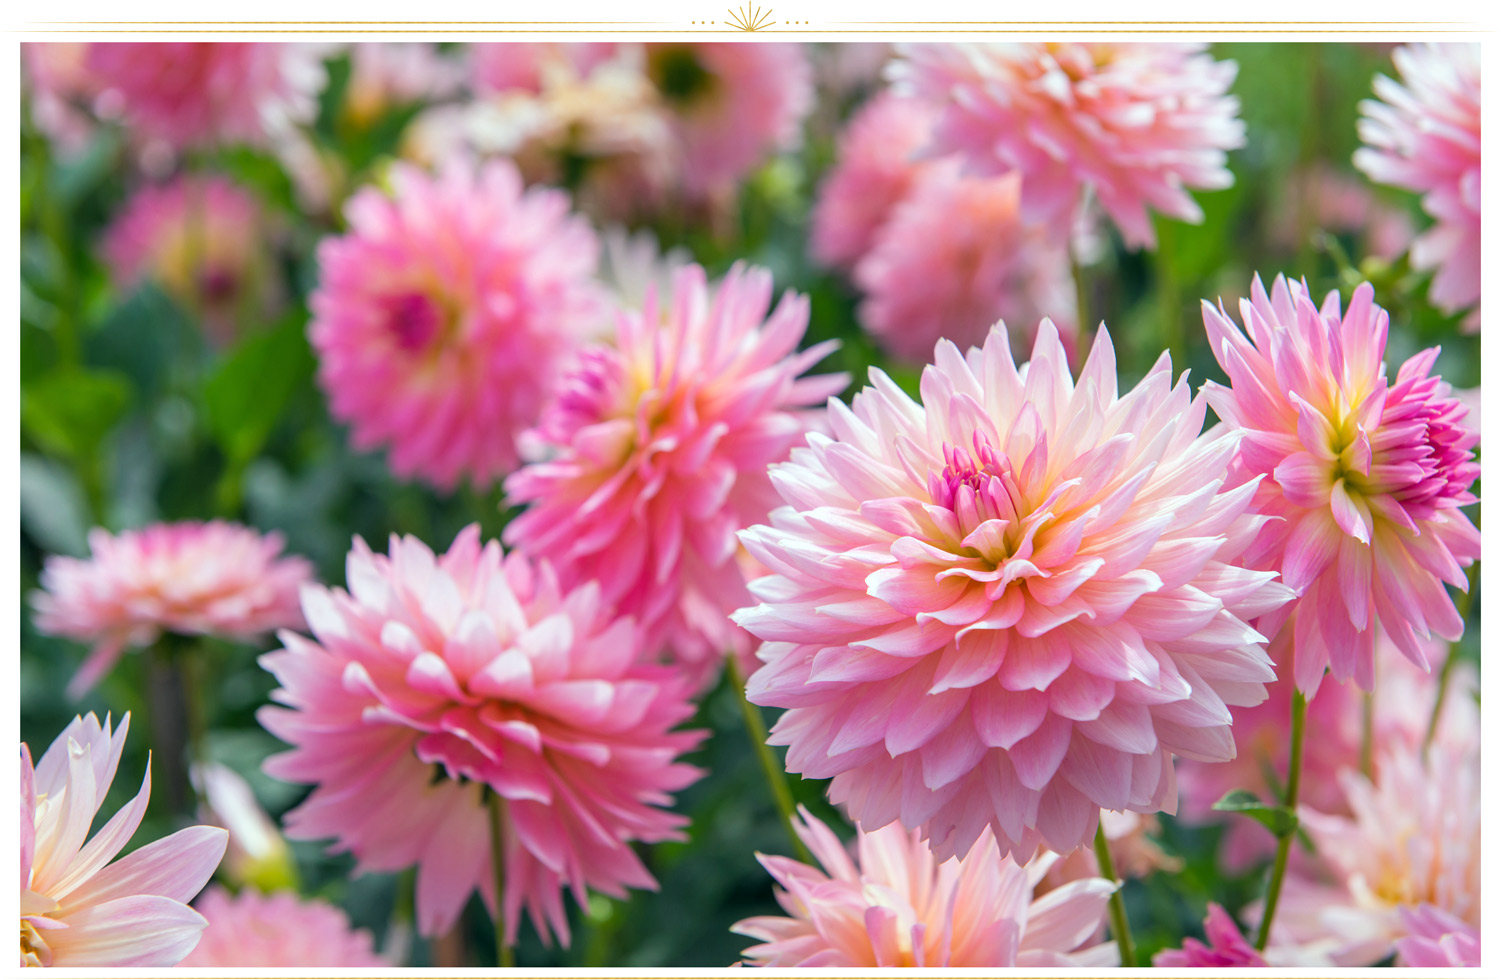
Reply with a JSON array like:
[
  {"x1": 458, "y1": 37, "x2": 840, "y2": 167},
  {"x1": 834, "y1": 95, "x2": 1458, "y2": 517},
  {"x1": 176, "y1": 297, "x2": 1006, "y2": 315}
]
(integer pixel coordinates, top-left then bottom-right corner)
[{"x1": 19, "y1": 41, "x2": 1479, "y2": 967}]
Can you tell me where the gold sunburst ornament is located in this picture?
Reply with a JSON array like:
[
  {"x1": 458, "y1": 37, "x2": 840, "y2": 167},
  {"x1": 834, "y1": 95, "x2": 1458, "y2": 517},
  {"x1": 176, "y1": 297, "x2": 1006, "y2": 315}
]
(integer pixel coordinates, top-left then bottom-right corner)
[{"x1": 726, "y1": 4, "x2": 774, "y2": 31}]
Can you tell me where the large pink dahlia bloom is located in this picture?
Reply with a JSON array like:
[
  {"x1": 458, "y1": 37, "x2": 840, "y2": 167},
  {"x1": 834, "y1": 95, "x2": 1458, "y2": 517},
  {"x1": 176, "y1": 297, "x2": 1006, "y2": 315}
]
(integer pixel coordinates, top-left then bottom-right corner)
[
  {"x1": 505, "y1": 264, "x2": 847, "y2": 681},
  {"x1": 894, "y1": 43, "x2": 1244, "y2": 248},
  {"x1": 310, "y1": 160, "x2": 603, "y2": 490},
  {"x1": 258, "y1": 526, "x2": 704, "y2": 943},
  {"x1": 734, "y1": 808, "x2": 1115, "y2": 967},
  {"x1": 21, "y1": 714, "x2": 228, "y2": 967},
  {"x1": 1395, "y1": 904, "x2": 1481, "y2": 968},
  {"x1": 178, "y1": 887, "x2": 386, "y2": 967},
  {"x1": 736, "y1": 322, "x2": 1292, "y2": 860},
  {"x1": 32, "y1": 522, "x2": 312, "y2": 699},
  {"x1": 1202, "y1": 275, "x2": 1479, "y2": 693},
  {"x1": 1355, "y1": 44, "x2": 1481, "y2": 323}
]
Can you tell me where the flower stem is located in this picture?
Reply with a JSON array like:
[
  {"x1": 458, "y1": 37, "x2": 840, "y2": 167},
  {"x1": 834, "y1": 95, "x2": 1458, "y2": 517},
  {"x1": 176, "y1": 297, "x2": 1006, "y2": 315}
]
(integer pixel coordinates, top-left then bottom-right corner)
[
  {"x1": 726, "y1": 655, "x2": 814, "y2": 865},
  {"x1": 1424, "y1": 561, "x2": 1477, "y2": 753},
  {"x1": 1071, "y1": 252, "x2": 1090, "y2": 339},
  {"x1": 1093, "y1": 818, "x2": 1135, "y2": 967},
  {"x1": 1359, "y1": 691, "x2": 1374, "y2": 779},
  {"x1": 487, "y1": 792, "x2": 515, "y2": 968},
  {"x1": 1256, "y1": 687, "x2": 1307, "y2": 950}
]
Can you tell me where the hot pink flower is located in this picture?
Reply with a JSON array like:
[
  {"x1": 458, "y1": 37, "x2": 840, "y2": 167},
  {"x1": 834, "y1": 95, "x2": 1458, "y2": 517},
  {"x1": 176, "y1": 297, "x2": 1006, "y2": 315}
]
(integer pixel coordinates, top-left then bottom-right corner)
[
  {"x1": 854, "y1": 167, "x2": 1077, "y2": 363},
  {"x1": 178, "y1": 887, "x2": 386, "y2": 967},
  {"x1": 736, "y1": 322, "x2": 1292, "y2": 861},
  {"x1": 1395, "y1": 904, "x2": 1480, "y2": 968},
  {"x1": 810, "y1": 92, "x2": 938, "y2": 271},
  {"x1": 31, "y1": 522, "x2": 312, "y2": 699},
  {"x1": 1355, "y1": 44, "x2": 1480, "y2": 324},
  {"x1": 258, "y1": 526, "x2": 704, "y2": 943},
  {"x1": 20, "y1": 714, "x2": 228, "y2": 967},
  {"x1": 1153, "y1": 904, "x2": 1267, "y2": 968},
  {"x1": 893, "y1": 43, "x2": 1244, "y2": 248},
  {"x1": 100, "y1": 175, "x2": 275, "y2": 344},
  {"x1": 309, "y1": 159, "x2": 603, "y2": 490},
  {"x1": 734, "y1": 808, "x2": 1116, "y2": 967},
  {"x1": 505, "y1": 264, "x2": 846, "y2": 683},
  {"x1": 1202, "y1": 275, "x2": 1479, "y2": 694}
]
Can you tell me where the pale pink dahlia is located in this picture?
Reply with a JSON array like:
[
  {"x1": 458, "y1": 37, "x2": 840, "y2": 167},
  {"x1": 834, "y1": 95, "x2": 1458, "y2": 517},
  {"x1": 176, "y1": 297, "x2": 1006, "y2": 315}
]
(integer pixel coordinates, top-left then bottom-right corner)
[
  {"x1": 855, "y1": 167, "x2": 1077, "y2": 363},
  {"x1": 736, "y1": 322, "x2": 1292, "y2": 860},
  {"x1": 178, "y1": 887, "x2": 386, "y2": 967},
  {"x1": 893, "y1": 43, "x2": 1244, "y2": 248},
  {"x1": 1395, "y1": 904, "x2": 1480, "y2": 968},
  {"x1": 258, "y1": 526, "x2": 704, "y2": 943},
  {"x1": 23, "y1": 43, "x2": 97, "y2": 152},
  {"x1": 1152, "y1": 904, "x2": 1266, "y2": 968},
  {"x1": 1355, "y1": 44, "x2": 1481, "y2": 322},
  {"x1": 344, "y1": 43, "x2": 463, "y2": 128},
  {"x1": 100, "y1": 175, "x2": 275, "y2": 344},
  {"x1": 1202, "y1": 275, "x2": 1479, "y2": 693},
  {"x1": 505, "y1": 264, "x2": 847, "y2": 682},
  {"x1": 734, "y1": 808, "x2": 1116, "y2": 967},
  {"x1": 809, "y1": 92, "x2": 938, "y2": 271},
  {"x1": 31, "y1": 522, "x2": 312, "y2": 699},
  {"x1": 309, "y1": 159, "x2": 603, "y2": 490},
  {"x1": 21, "y1": 714, "x2": 228, "y2": 967}
]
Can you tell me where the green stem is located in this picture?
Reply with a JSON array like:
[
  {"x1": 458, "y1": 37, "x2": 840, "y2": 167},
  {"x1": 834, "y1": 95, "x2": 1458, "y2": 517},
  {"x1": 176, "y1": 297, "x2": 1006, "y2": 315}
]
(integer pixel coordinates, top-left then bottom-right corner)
[
  {"x1": 1071, "y1": 252, "x2": 1090, "y2": 338},
  {"x1": 727, "y1": 655, "x2": 814, "y2": 865},
  {"x1": 1256, "y1": 688, "x2": 1307, "y2": 950},
  {"x1": 1094, "y1": 818, "x2": 1135, "y2": 967},
  {"x1": 1154, "y1": 222, "x2": 1184, "y2": 369},
  {"x1": 1424, "y1": 561, "x2": 1478, "y2": 753},
  {"x1": 487, "y1": 792, "x2": 516, "y2": 968},
  {"x1": 1359, "y1": 691, "x2": 1374, "y2": 779}
]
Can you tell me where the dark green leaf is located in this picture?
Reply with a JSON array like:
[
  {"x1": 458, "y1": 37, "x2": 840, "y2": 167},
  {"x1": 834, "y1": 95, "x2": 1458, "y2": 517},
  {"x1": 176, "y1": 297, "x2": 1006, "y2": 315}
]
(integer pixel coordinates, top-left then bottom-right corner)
[
  {"x1": 1212, "y1": 788, "x2": 1299, "y2": 837},
  {"x1": 202, "y1": 313, "x2": 314, "y2": 465}
]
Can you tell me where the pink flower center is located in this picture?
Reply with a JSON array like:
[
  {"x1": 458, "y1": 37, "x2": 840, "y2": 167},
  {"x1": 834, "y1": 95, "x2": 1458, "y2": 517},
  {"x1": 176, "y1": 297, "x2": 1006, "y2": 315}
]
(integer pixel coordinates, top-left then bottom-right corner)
[
  {"x1": 929, "y1": 435, "x2": 1025, "y2": 551},
  {"x1": 197, "y1": 265, "x2": 239, "y2": 306},
  {"x1": 381, "y1": 291, "x2": 447, "y2": 353}
]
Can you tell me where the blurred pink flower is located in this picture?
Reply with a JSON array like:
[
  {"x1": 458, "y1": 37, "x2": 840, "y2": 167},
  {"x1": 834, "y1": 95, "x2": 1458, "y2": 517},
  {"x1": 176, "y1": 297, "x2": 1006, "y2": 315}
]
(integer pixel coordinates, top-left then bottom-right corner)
[
  {"x1": 344, "y1": 43, "x2": 463, "y2": 128},
  {"x1": 309, "y1": 159, "x2": 603, "y2": 490},
  {"x1": 855, "y1": 167, "x2": 1077, "y2": 363},
  {"x1": 736, "y1": 322, "x2": 1291, "y2": 861},
  {"x1": 1202, "y1": 275, "x2": 1479, "y2": 694},
  {"x1": 894, "y1": 43, "x2": 1243, "y2": 248},
  {"x1": 1395, "y1": 904, "x2": 1480, "y2": 968},
  {"x1": 22, "y1": 43, "x2": 97, "y2": 151},
  {"x1": 258, "y1": 526, "x2": 704, "y2": 944},
  {"x1": 810, "y1": 92, "x2": 938, "y2": 271},
  {"x1": 178, "y1": 887, "x2": 386, "y2": 967},
  {"x1": 1355, "y1": 44, "x2": 1480, "y2": 325},
  {"x1": 1270, "y1": 163, "x2": 1414, "y2": 262},
  {"x1": 734, "y1": 808, "x2": 1116, "y2": 967},
  {"x1": 1153, "y1": 904, "x2": 1266, "y2": 968},
  {"x1": 506, "y1": 264, "x2": 846, "y2": 685},
  {"x1": 100, "y1": 175, "x2": 275, "y2": 344},
  {"x1": 191, "y1": 763, "x2": 297, "y2": 893},
  {"x1": 32, "y1": 522, "x2": 312, "y2": 699},
  {"x1": 1041, "y1": 809, "x2": 1179, "y2": 888},
  {"x1": 468, "y1": 43, "x2": 620, "y2": 96},
  {"x1": 21, "y1": 714, "x2": 228, "y2": 967}
]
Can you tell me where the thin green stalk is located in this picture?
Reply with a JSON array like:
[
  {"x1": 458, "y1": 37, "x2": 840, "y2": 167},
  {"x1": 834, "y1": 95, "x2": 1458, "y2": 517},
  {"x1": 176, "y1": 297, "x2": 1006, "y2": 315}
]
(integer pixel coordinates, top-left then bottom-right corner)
[
  {"x1": 1359, "y1": 691, "x2": 1374, "y2": 779},
  {"x1": 1154, "y1": 221, "x2": 1184, "y2": 368},
  {"x1": 1071, "y1": 252, "x2": 1090, "y2": 338},
  {"x1": 726, "y1": 656, "x2": 814, "y2": 865},
  {"x1": 1094, "y1": 819, "x2": 1135, "y2": 967},
  {"x1": 1425, "y1": 561, "x2": 1478, "y2": 753},
  {"x1": 1256, "y1": 688, "x2": 1307, "y2": 950},
  {"x1": 487, "y1": 792, "x2": 516, "y2": 968}
]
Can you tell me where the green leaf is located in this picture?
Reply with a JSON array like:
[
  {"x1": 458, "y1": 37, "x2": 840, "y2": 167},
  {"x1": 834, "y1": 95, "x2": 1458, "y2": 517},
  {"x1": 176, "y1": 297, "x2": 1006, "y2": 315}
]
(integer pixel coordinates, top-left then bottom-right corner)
[
  {"x1": 87, "y1": 281, "x2": 198, "y2": 396},
  {"x1": 19, "y1": 454, "x2": 91, "y2": 555},
  {"x1": 202, "y1": 313, "x2": 314, "y2": 465},
  {"x1": 1212, "y1": 788, "x2": 1299, "y2": 838},
  {"x1": 21, "y1": 367, "x2": 132, "y2": 461}
]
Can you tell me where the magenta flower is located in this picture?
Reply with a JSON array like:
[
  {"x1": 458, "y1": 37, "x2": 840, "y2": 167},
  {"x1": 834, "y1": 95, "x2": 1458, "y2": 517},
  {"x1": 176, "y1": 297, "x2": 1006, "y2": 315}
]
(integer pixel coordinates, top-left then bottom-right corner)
[
  {"x1": 736, "y1": 322, "x2": 1291, "y2": 861},
  {"x1": 1153, "y1": 904, "x2": 1267, "y2": 968},
  {"x1": 505, "y1": 264, "x2": 846, "y2": 683},
  {"x1": 309, "y1": 159, "x2": 603, "y2": 490},
  {"x1": 258, "y1": 526, "x2": 704, "y2": 943},
  {"x1": 1395, "y1": 904, "x2": 1480, "y2": 968},
  {"x1": 21, "y1": 714, "x2": 228, "y2": 967},
  {"x1": 31, "y1": 522, "x2": 312, "y2": 699},
  {"x1": 1202, "y1": 275, "x2": 1479, "y2": 693},
  {"x1": 894, "y1": 43, "x2": 1244, "y2": 248},
  {"x1": 1355, "y1": 44, "x2": 1480, "y2": 324},
  {"x1": 734, "y1": 808, "x2": 1116, "y2": 967},
  {"x1": 179, "y1": 887, "x2": 387, "y2": 967}
]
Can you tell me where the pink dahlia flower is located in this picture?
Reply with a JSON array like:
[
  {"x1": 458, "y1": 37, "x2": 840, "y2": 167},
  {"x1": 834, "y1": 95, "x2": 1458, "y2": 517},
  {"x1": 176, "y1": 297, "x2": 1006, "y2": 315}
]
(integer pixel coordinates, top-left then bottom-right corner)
[
  {"x1": 100, "y1": 175, "x2": 275, "y2": 344},
  {"x1": 893, "y1": 43, "x2": 1244, "y2": 248},
  {"x1": 1355, "y1": 44, "x2": 1481, "y2": 323},
  {"x1": 21, "y1": 714, "x2": 228, "y2": 967},
  {"x1": 23, "y1": 43, "x2": 97, "y2": 152},
  {"x1": 468, "y1": 43, "x2": 621, "y2": 97},
  {"x1": 855, "y1": 167, "x2": 1077, "y2": 363},
  {"x1": 736, "y1": 322, "x2": 1292, "y2": 860},
  {"x1": 82, "y1": 43, "x2": 324, "y2": 150},
  {"x1": 734, "y1": 808, "x2": 1116, "y2": 967},
  {"x1": 809, "y1": 92, "x2": 938, "y2": 271},
  {"x1": 505, "y1": 264, "x2": 847, "y2": 683},
  {"x1": 1202, "y1": 275, "x2": 1479, "y2": 694},
  {"x1": 31, "y1": 522, "x2": 312, "y2": 699},
  {"x1": 1153, "y1": 904, "x2": 1266, "y2": 968},
  {"x1": 1395, "y1": 904, "x2": 1480, "y2": 968},
  {"x1": 309, "y1": 159, "x2": 603, "y2": 490},
  {"x1": 178, "y1": 887, "x2": 386, "y2": 967},
  {"x1": 258, "y1": 526, "x2": 705, "y2": 943}
]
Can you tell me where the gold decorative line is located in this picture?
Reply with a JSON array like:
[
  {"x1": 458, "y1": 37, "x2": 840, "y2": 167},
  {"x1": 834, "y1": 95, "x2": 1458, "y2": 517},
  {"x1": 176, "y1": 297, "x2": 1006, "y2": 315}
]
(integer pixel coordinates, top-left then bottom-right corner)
[{"x1": 726, "y1": 4, "x2": 775, "y2": 32}]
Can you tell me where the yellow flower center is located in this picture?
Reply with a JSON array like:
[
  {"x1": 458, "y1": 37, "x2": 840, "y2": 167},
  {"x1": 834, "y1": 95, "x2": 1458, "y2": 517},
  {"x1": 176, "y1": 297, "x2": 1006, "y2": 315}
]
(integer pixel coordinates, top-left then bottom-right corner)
[{"x1": 20, "y1": 920, "x2": 51, "y2": 968}]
